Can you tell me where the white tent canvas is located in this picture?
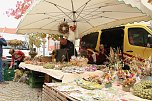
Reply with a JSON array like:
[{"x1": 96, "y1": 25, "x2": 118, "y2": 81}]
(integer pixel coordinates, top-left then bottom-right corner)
[
  {"x1": 16, "y1": 0, "x2": 151, "y2": 37},
  {"x1": 121, "y1": 0, "x2": 152, "y2": 18}
]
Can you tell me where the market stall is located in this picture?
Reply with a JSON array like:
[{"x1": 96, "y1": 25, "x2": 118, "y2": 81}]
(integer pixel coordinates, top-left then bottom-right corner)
[
  {"x1": 18, "y1": 48, "x2": 152, "y2": 101},
  {"x1": 15, "y1": 0, "x2": 152, "y2": 100},
  {"x1": 122, "y1": 0, "x2": 152, "y2": 18},
  {"x1": 16, "y1": 0, "x2": 151, "y2": 36}
]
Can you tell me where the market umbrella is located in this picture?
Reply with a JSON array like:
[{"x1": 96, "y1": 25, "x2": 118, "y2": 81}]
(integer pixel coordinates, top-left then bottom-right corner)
[
  {"x1": 121, "y1": 0, "x2": 152, "y2": 18},
  {"x1": 16, "y1": 0, "x2": 151, "y2": 37}
]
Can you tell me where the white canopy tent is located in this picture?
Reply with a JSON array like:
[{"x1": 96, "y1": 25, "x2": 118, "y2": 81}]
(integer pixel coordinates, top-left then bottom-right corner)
[
  {"x1": 16, "y1": 0, "x2": 151, "y2": 37},
  {"x1": 121, "y1": 0, "x2": 152, "y2": 19}
]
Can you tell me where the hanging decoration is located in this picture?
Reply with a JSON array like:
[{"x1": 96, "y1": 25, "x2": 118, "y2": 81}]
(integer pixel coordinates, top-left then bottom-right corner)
[
  {"x1": 70, "y1": 25, "x2": 77, "y2": 32},
  {"x1": 58, "y1": 22, "x2": 69, "y2": 34},
  {"x1": 68, "y1": 25, "x2": 76, "y2": 41}
]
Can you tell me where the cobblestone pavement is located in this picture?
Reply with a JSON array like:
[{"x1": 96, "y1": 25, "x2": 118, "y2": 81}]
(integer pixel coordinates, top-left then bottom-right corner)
[{"x1": 0, "y1": 81, "x2": 42, "y2": 101}]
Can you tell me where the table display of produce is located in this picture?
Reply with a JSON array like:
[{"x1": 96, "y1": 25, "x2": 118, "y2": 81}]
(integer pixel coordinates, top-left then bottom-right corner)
[
  {"x1": 20, "y1": 50, "x2": 152, "y2": 101},
  {"x1": 42, "y1": 80, "x2": 152, "y2": 101},
  {"x1": 19, "y1": 62, "x2": 104, "y2": 83},
  {"x1": 24, "y1": 56, "x2": 106, "y2": 72}
]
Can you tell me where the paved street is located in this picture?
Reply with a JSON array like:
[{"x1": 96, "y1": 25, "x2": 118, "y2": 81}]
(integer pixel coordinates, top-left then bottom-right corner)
[{"x1": 0, "y1": 81, "x2": 42, "y2": 101}]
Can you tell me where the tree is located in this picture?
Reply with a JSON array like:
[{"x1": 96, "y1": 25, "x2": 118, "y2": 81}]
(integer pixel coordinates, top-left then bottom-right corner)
[{"x1": 6, "y1": 0, "x2": 32, "y2": 19}]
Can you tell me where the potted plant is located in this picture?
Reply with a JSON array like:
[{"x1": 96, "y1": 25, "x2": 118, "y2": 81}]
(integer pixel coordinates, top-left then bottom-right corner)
[
  {"x1": 103, "y1": 72, "x2": 113, "y2": 88},
  {"x1": 28, "y1": 33, "x2": 46, "y2": 58}
]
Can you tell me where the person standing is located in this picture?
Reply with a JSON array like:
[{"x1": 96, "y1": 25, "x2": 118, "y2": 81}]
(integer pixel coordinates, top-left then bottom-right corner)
[
  {"x1": 9, "y1": 49, "x2": 25, "y2": 69},
  {"x1": 0, "y1": 35, "x2": 7, "y2": 84},
  {"x1": 96, "y1": 44, "x2": 107, "y2": 65},
  {"x1": 60, "y1": 38, "x2": 77, "y2": 61}
]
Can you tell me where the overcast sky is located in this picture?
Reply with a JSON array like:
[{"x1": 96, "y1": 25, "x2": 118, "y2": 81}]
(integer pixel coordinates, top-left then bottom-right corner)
[{"x1": 0, "y1": 0, "x2": 22, "y2": 28}]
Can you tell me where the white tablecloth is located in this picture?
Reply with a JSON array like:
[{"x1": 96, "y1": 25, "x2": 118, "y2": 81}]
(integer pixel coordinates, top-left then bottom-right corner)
[{"x1": 19, "y1": 62, "x2": 103, "y2": 83}]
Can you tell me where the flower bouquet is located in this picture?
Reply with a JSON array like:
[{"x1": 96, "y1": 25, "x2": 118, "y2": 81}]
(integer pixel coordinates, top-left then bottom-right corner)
[
  {"x1": 122, "y1": 78, "x2": 136, "y2": 92},
  {"x1": 103, "y1": 72, "x2": 113, "y2": 88}
]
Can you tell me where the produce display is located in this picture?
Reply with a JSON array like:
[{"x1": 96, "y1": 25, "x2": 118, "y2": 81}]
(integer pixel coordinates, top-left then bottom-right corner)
[
  {"x1": 43, "y1": 63, "x2": 55, "y2": 69},
  {"x1": 29, "y1": 51, "x2": 37, "y2": 58},
  {"x1": 8, "y1": 39, "x2": 22, "y2": 46},
  {"x1": 122, "y1": 78, "x2": 136, "y2": 92},
  {"x1": 32, "y1": 56, "x2": 51, "y2": 62},
  {"x1": 62, "y1": 66, "x2": 85, "y2": 73},
  {"x1": 75, "y1": 79, "x2": 103, "y2": 90},
  {"x1": 32, "y1": 61, "x2": 46, "y2": 66},
  {"x1": 45, "y1": 83, "x2": 123, "y2": 101},
  {"x1": 132, "y1": 80, "x2": 152, "y2": 100},
  {"x1": 20, "y1": 40, "x2": 152, "y2": 101},
  {"x1": 24, "y1": 60, "x2": 32, "y2": 64},
  {"x1": 122, "y1": 78, "x2": 136, "y2": 88},
  {"x1": 70, "y1": 57, "x2": 88, "y2": 67},
  {"x1": 85, "y1": 65, "x2": 97, "y2": 71},
  {"x1": 83, "y1": 75, "x2": 103, "y2": 84}
]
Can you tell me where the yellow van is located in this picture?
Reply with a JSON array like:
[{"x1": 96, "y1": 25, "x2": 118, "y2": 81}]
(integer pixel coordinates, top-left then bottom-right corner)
[{"x1": 82, "y1": 24, "x2": 152, "y2": 60}]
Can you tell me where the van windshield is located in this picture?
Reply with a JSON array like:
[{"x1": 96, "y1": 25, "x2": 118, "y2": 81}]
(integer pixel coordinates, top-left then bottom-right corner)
[{"x1": 3, "y1": 40, "x2": 29, "y2": 50}]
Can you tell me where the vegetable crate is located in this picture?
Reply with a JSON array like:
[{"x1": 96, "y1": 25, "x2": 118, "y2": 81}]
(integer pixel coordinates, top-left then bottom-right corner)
[
  {"x1": 3, "y1": 68, "x2": 15, "y2": 81},
  {"x1": 29, "y1": 81, "x2": 44, "y2": 88},
  {"x1": 2, "y1": 60, "x2": 15, "y2": 81},
  {"x1": 28, "y1": 71, "x2": 45, "y2": 88}
]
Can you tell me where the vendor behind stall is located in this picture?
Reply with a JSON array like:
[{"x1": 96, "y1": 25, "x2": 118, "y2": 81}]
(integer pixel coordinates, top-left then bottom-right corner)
[
  {"x1": 96, "y1": 44, "x2": 108, "y2": 65},
  {"x1": 86, "y1": 44, "x2": 108, "y2": 65},
  {"x1": 60, "y1": 38, "x2": 77, "y2": 61},
  {"x1": 9, "y1": 49, "x2": 25, "y2": 69}
]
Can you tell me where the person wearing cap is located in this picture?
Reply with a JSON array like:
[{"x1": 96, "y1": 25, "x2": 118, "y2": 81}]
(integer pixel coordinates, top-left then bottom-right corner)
[
  {"x1": 9, "y1": 49, "x2": 25, "y2": 69},
  {"x1": 60, "y1": 38, "x2": 77, "y2": 61},
  {"x1": 0, "y1": 35, "x2": 7, "y2": 84}
]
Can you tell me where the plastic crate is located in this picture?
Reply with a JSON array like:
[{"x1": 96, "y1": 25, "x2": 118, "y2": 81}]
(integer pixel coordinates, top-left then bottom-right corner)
[
  {"x1": 28, "y1": 71, "x2": 45, "y2": 82},
  {"x1": 29, "y1": 71, "x2": 45, "y2": 77},
  {"x1": 3, "y1": 68, "x2": 15, "y2": 81},
  {"x1": 29, "y1": 75, "x2": 44, "y2": 83},
  {"x1": 29, "y1": 81, "x2": 44, "y2": 88},
  {"x1": 2, "y1": 59, "x2": 17, "y2": 69},
  {"x1": 28, "y1": 71, "x2": 45, "y2": 88}
]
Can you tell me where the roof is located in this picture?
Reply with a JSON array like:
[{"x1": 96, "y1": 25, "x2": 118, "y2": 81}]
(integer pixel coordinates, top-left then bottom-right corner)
[{"x1": 0, "y1": 28, "x2": 16, "y2": 34}]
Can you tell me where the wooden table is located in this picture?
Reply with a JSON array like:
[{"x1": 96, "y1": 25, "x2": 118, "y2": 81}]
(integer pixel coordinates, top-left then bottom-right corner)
[{"x1": 42, "y1": 82, "x2": 151, "y2": 101}]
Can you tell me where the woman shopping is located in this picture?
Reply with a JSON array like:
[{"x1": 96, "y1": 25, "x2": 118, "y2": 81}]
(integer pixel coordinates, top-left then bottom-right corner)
[{"x1": 9, "y1": 49, "x2": 25, "y2": 69}]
